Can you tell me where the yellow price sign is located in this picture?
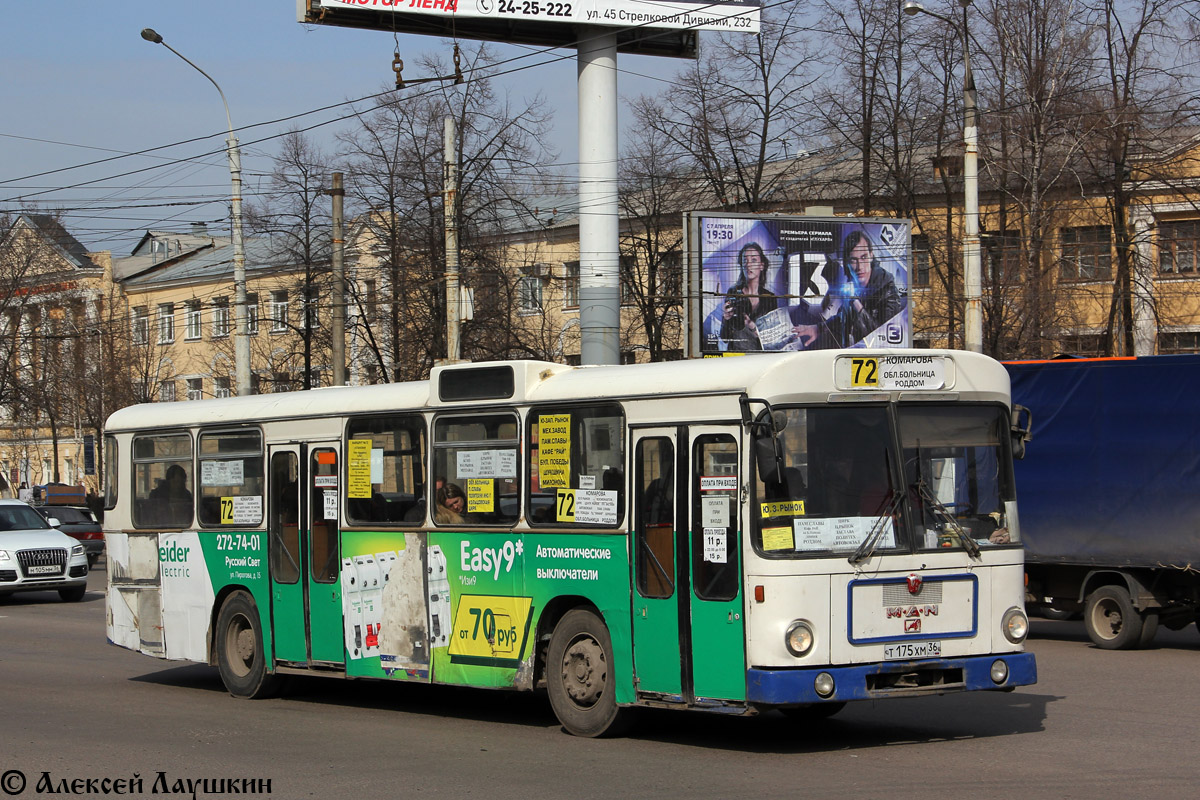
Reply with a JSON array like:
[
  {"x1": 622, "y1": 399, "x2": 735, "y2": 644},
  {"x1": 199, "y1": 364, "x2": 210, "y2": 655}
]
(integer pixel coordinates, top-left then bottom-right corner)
[
  {"x1": 220, "y1": 497, "x2": 234, "y2": 524},
  {"x1": 850, "y1": 357, "x2": 880, "y2": 387},
  {"x1": 448, "y1": 594, "x2": 534, "y2": 667}
]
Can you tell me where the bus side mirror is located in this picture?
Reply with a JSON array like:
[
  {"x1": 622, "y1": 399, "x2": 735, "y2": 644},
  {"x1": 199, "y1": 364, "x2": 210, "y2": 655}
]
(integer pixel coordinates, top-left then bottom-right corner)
[
  {"x1": 1010, "y1": 404, "x2": 1032, "y2": 460},
  {"x1": 752, "y1": 410, "x2": 787, "y2": 483}
]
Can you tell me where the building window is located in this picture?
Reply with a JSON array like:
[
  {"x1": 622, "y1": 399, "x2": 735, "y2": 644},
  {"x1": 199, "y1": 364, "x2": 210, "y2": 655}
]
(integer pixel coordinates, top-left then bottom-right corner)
[
  {"x1": 214, "y1": 377, "x2": 231, "y2": 398},
  {"x1": 519, "y1": 275, "x2": 543, "y2": 313},
  {"x1": 984, "y1": 231, "x2": 1022, "y2": 285},
  {"x1": 1059, "y1": 333, "x2": 1104, "y2": 357},
  {"x1": 1158, "y1": 220, "x2": 1200, "y2": 275},
  {"x1": 186, "y1": 378, "x2": 203, "y2": 401},
  {"x1": 132, "y1": 307, "x2": 149, "y2": 345},
  {"x1": 563, "y1": 261, "x2": 580, "y2": 309},
  {"x1": 272, "y1": 371, "x2": 292, "y2": 393},
  {"x1": 185, "y1": 301, "x2": 202, "y2": 340},
  {"x1": 912, "y1": 235, "x2": 931, "y2": 287},
  {"x1": 363, "y1": 280, "x2": 378, "y2": 322},
  {"x1": 159, "y1": 380, "x2": 176, "y2": 402},
  {"x1": 620, "y1": 255, "x2": 637, "y2": 306},
  {"x1": 1060, "y1": 226, "x2": 1112, "y2": 281},
  {"x1": 659, "y1": 252, "x2": 682, "y2": 301},
  {"x1": 1159, "y1": 331, "x2": 1200, "y2": 353},
  {"x1": 245, "y1": 294, "x2": 259, "y2": 335},
  {"x1": 364, "y1": 364, "x2": 380, "y2": 385},
  {"x1": 271, "y1": 291, "x2": 289, "y2": 332},
  {"x1": 157, "y1": 303, "x2": 175, "y2": 344},
  {"x1": 212, "y1": 297, "x2": 230, "y2": 338},
  {"x1": 304, "y1": 289, "x2": 320, "y2": 330}
]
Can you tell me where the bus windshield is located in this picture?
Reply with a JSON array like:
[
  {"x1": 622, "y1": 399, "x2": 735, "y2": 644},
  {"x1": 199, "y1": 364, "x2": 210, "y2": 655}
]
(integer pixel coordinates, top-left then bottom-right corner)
[
  {"x1": 899, "y1": 405, "x2": 1018, "y2": 549},
  {"x1": 754, "y1": 406, "x2": 902, "y2": 556},
  {"x1": 754, "y1": 404, "x2": 1017, "y2": 557}
]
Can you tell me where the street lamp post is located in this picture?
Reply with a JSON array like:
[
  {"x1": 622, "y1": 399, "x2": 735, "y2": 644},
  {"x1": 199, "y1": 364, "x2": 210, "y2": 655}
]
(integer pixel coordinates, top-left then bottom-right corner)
[
  {"x1": 141, "y1": 28, "x2": 252, "y2": 393},
  {"x1": 902, "y1": 0, "x2": 982, "y2": 353}
]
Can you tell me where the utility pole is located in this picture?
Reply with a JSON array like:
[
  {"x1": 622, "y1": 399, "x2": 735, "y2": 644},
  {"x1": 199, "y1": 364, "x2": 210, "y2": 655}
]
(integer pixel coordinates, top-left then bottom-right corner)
[
  {"x1": 444, "y1": 115, "x2": 462, "y2": 363},
  {"x1": 330, "y1": 172, "x2": 346, "y2": 385}
]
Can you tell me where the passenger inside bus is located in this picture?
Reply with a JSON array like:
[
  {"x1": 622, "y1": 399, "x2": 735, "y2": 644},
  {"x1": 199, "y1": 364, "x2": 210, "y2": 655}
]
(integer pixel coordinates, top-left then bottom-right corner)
[
  {"x1": 435, "y1": 482, "x2": 467, "y2": 524},
  {"x1": 148, "y1": 464, "x2": 193, "y2": 526}
]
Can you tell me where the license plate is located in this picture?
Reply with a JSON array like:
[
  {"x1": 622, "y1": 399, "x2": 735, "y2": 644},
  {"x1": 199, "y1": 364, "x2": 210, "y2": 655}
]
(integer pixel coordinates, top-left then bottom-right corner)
[
  {"x1": 883, "y1": 640, "x2": 941, "y2": 660},
  {"x1": 27, "y1": 565, "x2": 62, "y2": 575}
]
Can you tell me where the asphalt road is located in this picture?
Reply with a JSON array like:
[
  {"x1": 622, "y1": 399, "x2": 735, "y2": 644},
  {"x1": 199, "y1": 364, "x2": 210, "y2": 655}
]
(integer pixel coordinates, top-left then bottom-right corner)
[{"x1": 2, "y1": 567, "x2": 1198, "y2": 799}]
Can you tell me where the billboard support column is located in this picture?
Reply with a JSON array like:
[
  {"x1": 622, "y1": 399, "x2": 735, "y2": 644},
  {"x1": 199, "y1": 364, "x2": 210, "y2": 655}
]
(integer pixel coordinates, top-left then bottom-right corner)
[{"x1": 578, "y1": 29, "x2": 620, "y2": 366}]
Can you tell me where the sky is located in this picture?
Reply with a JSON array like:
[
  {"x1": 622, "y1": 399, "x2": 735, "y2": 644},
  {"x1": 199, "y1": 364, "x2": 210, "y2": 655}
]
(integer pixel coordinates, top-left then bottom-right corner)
[{"x1": 1, "y1": 2, "x2": 686, "y2": 255}]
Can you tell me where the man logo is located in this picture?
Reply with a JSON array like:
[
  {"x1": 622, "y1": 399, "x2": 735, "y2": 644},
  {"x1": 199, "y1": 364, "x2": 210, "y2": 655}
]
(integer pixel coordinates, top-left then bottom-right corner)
[
  {"x1": 905, "y1": 618, "x2": 922, "y2": 633},
  {"x1": 906, "y1": 572, "x2": 923, "y2": 595}
]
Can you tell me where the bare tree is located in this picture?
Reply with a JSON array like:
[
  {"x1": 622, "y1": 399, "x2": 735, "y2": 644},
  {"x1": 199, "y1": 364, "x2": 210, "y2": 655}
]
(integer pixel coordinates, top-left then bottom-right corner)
[{"x1": 339, "y1": 43, "x2": 555, "y2": 379}]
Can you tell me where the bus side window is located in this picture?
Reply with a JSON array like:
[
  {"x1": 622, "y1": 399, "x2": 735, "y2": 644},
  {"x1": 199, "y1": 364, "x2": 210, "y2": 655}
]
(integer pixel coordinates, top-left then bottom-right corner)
[
  {"x1": 311, "y1": 449, "x2": 339, "y2": 583},
  {"x1": 693, "y1": 434, "x2": 739, "y2": 601}
]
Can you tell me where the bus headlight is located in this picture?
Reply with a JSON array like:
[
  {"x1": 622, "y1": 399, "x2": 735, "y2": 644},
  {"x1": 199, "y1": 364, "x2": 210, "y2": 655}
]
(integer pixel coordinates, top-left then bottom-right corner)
[
  {"x1": 814, "y1": 672, "x2": 836, "y2": 697},
  {"x1": 785, "y1": 620, "x2": 815, "y2": 657},
  {"x1": 1002, "y1": 607, "x2": 1029, "y2": 643}
]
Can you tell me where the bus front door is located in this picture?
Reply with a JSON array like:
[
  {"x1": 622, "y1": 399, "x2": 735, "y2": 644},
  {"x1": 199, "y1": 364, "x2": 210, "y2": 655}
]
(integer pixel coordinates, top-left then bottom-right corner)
[
  {"x1": 632, "y1": 426, "x2": 746, "y2": 705},
  {"x1": 268, "y1": 443, "x2": 345, "y2": 667}
]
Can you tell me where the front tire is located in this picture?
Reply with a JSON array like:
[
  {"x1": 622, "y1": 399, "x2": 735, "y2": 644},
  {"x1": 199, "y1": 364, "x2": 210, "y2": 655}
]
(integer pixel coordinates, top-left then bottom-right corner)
[
  {"x1": 1085, "y1": 586, "x2": 1143, "y2": 650},
  {"x1": 546, "y1": 608, "x2": 630, "y2": 737},
  {"x1": 59, "y1": 585, "x2": 86, "y2": 602},
  {"x1": 215, "y1": 591, "x2": 282, "y2": 698}
]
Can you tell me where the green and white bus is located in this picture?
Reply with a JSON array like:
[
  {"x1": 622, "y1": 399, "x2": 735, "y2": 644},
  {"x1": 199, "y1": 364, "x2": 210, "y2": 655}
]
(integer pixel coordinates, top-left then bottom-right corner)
[{"x1": 104, "y1": 350, "x2": 1036, "y2": 736}]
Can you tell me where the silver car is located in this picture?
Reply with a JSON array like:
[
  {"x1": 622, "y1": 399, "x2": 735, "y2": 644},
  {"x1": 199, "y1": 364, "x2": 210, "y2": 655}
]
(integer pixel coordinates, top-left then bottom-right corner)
[{"x1": 0, "y1": 499, "x2": 89, "y2": 602}]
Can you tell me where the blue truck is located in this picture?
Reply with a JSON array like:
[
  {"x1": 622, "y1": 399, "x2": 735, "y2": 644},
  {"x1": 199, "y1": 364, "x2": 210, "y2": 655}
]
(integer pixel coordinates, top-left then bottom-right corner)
[{"x1": 1006, "y1": 355, "x2": 1200, "y2": 649}]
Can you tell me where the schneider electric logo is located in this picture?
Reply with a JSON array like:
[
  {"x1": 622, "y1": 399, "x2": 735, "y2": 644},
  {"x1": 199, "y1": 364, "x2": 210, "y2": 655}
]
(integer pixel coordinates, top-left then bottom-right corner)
[{"x1": 159, "y1": 541, "x2": 191, "y2": 578}]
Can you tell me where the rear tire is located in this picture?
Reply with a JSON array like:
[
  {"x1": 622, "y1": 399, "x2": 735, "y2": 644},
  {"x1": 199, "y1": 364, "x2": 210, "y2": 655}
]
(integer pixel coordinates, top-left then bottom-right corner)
[
  {"x1": 59, "y1": 585, "x2": 86, "y2": 602},
  {"x1": 215, "y1": 591, "x2": 283, "y2": 698},
  {"x1": 1084, "y1": 586, "x2": 1143, "y2": 650},
  {"x1": 546, "y1": 609, "x2": 630, "y2": 737}
]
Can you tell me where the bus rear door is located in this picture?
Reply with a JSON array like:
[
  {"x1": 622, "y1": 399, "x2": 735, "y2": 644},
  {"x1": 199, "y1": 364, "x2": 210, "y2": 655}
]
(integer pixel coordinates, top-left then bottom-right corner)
[{"x1": 268, "y1": 443, "x2": 344, "y2": 666}]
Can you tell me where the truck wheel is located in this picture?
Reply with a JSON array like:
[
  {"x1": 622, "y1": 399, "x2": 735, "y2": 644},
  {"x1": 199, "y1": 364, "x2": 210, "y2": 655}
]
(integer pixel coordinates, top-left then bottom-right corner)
[
  {"x1": 1084, "y1": 586, "x2": 1143, "y2": 650},
  {"x1": 1137, "y1": 611, "x2": 1159, "y2": 648},
  {"x1": 546, "y1": 609, "x2": 630, "y2": 737},
  {"x1": 215, "y1": 591, "x2": 283, "y2": 699}
]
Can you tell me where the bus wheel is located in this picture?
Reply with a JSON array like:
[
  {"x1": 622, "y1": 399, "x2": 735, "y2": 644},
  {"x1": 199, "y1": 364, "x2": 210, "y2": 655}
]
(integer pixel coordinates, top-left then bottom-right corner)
[
  {"x1": 547, "y1": 609, "x2": 629, "y2": 737},
  {"x1": 1084, "y1": 586, "x2": 1143, "y2": 650},
  {"x1": 216, "y1": 591, "x2": 282, "y2": 699},
  {"x1": 780, "y1": 702, "x2": 846, "y2": 721}
]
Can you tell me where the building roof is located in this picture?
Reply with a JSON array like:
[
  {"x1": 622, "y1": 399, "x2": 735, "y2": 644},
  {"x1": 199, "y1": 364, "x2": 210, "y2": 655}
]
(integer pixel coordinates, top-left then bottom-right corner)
[
  {"x1": 9, "y1": 214, "x2": 102, "y2": 272},
  {"x1": 117, "y1": 236, "x2": 314, "y2": 289}
]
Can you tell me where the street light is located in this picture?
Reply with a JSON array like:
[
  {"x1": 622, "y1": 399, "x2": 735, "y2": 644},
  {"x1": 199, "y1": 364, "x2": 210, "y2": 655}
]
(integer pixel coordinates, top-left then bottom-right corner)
[
  {"x1": 141, "y1": 28, "x2": 252, "y2": 393},
  {"x1": 902, "y1": 0, "x2": 982, "y2": 353}
]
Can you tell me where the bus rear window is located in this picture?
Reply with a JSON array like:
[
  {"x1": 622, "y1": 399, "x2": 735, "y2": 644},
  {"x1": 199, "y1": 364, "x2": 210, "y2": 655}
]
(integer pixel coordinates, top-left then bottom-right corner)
[{"x1": 132, "y1": 432, "x2": 193, "y2": 529}]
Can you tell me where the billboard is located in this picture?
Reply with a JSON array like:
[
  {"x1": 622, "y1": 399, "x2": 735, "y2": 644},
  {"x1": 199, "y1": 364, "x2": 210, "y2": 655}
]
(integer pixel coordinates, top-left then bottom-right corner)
[
  {"x1": 301, "y1": 0, "x2": 760, "y2": 58},
  {"x1": 687, "y1": 213, "x2": 911, "y2": 356}
]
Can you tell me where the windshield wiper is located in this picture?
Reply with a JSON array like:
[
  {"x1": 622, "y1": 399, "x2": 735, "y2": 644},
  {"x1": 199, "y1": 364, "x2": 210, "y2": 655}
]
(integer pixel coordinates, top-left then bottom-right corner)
[
  {"x1": 848, "y1": 488, "x2": 905, "y2": 565},
  {"x1": 914, "y1": 478, "x2": 980, "y2": 559}
]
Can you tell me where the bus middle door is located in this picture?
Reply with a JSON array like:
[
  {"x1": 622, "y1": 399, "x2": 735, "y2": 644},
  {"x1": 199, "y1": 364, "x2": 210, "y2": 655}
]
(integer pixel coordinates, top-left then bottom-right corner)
[
  {"x1": 268, "y1": 443, "x2": 344, "y2": 667},
  {"x1": 631, "y1": 425, "x2": 746, "y2": 705}
]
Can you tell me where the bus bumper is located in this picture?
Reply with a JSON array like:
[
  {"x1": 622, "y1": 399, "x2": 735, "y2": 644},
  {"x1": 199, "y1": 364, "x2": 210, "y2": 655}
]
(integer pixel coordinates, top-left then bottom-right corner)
[{"x1": 746, "y1": 652, "x2": 1037, "y2": 705}]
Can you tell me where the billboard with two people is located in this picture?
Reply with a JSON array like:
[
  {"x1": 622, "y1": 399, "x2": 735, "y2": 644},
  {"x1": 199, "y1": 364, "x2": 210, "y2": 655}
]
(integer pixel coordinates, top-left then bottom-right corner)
[{"x1": 689, "y1": 214, "x2": 911, "y2": 355}]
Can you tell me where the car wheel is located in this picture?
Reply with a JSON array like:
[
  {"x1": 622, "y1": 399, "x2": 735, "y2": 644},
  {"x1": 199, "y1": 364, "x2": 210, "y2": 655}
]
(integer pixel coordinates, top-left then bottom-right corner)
[
  {"x1": 215, "y1": 591, "x2": 283, "y2": 699},
  {"x1": 59, "y1": 585, "x2": 86, "y2": 602},
  {"x1": 546, "y1": 608, "x2": 631, "y2": 737}
]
